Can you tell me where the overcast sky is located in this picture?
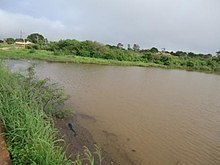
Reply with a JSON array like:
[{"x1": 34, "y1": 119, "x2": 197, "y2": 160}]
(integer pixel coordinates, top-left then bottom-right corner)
[{"x1": 0, "y1": 0, "x2": 219, "y2": 54}]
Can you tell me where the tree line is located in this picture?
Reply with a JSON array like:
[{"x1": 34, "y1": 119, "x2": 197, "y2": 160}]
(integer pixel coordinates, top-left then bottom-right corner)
[
  {"x1": 2, "y1": 33, "x2": 220, "y2": 72},
  {"x1": 2, "y1": 33, "x2": 47, "y2": 45}
]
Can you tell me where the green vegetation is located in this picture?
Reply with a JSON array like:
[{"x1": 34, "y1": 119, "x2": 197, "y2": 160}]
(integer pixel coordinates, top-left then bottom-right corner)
[
  {"x1": 27, "y1": 33, "x2": 48, "y2": 46},
  {"x1": 74, "y1": 145, "x2": 103, "y2": 165},
  {"x1": 0, "y1": 48, "x2": 164, "y2": 68},
  {"x1": 5, "y1": 38, "x2": 15, "y2": 44},
  {"x1": 1, "y1": 33, "x2": 220, "y2": 73},
  {"x1": 0, "y1": 63, "x2": 71, "y2": 165}
]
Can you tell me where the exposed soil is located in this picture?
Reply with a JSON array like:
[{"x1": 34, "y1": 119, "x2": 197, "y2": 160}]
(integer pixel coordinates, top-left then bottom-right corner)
[
  {"x1": 0, "y1": 123, "x2": 11, "y2": 165},
  {"x1": 54, "y1": 114, "x2": 118, "y2": 165}
]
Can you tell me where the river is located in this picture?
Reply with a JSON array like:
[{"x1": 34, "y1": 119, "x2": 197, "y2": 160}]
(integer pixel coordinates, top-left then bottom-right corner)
[{"x1": 5, "y1": 60, "x2": 220, "y2": 165}]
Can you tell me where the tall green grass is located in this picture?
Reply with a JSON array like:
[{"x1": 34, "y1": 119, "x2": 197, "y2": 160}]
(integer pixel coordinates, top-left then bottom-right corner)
[
  {"x1": 73, "y1": 145, "x2": 103, "y2": 165},
  {"x1": 0, "y1": 63, "x2": 71, "y2": 165}
]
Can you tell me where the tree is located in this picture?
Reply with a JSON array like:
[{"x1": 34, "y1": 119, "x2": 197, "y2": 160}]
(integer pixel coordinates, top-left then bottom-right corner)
[
  {"x1": 174, "y1": 51, "x2": 187, "y2": 57},
  {"x1": 117, "y1": 43, "x2": 123, "y2": 48},
  {"x1": 27, "y1": 33, "x2": 46, "y2": 45},
  {"x1": 133, "y1": 44, "x2": 140, "y2": 51},
  {"x1": 187, "y1": 52, "x2": 196, "y2": 57},
  {"x1": 216, "y1": 51, "x2": 220, "y2": 55},
  {"x1": 5, "y1": 38, "x2": 15, "y2": 44},
  {"x1": 15, "y1": 38, "x2": 24, "y2": 42},
  {"x1": 150, "y1": 47, "x2": 158, "y2": 53},
  {"x1": 127, "y1": 44, "x2": 132, "y2": 50}
]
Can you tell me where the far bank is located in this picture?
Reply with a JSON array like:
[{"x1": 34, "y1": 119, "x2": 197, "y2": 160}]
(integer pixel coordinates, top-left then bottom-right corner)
[{"x1": 1, "y1": 45, "x2": 220, "y2": 74}]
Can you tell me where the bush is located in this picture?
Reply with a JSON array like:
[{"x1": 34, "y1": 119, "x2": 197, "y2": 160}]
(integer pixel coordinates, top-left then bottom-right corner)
[
  {"x1": 150, "y1": 47, "x2": 158, "y2": 53},
  {"x1": 26, "y1": 44, "x2": 39, "y2": 50},
  {"x1": 187, "y1": 60, "x2": 195, "y2": 67},
  {"x1": 29, "y1": 49, "x2": 36, "y2": 53},
  {"x1": 144, "y1": 53, "x2": 153, "y2": 61},
  {"x1": 160, "y1": 56, "x2": 173, "y2": 66}
]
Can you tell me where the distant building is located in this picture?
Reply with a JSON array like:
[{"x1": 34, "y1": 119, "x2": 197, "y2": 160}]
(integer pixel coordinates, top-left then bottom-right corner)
[{"x1": 15, "y1": 41, "x2": 33, "y2": 47}]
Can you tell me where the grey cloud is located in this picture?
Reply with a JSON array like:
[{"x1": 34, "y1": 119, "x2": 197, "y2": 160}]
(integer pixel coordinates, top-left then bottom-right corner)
[
  {"x1": 0, "y1": 0, "x2": 220, "y2": 53},
  {"x1": 0, "y1": 9, "x2": 81, "y2": 40}
]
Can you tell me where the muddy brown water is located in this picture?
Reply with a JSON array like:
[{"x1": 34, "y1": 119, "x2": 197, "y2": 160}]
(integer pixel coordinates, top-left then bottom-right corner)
[{"x1": 5, "y1": 60, "x2": 220, "y2": 165}]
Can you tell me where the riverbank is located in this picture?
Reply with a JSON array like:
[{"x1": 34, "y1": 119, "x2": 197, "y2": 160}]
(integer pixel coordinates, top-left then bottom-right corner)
[
  {"x1": 0, "y1": 48, "x2": 165, "y2": 67},
  {"x1": 1, "y1": 47, "x2": 219, "y2": 74},
  {"x1": 0, "y1": 63, "x2": 71, "y2": 164},
  {"x1": 55, "y1": 113, "x2": 118, "y2": 165}
]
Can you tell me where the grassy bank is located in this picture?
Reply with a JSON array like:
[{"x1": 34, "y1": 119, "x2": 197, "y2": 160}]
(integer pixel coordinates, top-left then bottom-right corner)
[
  {"x1": 0, "y1": 45, "x2": 220, "y2": 74},
  {"x1": 0, "y1": 48, "x2": 165, "y2": 68},
  {"x1": 0, "y1": 63, "x2": 71, "y2": 165}
]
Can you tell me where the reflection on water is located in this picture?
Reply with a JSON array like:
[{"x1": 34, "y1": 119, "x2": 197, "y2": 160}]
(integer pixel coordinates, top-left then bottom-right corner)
[{"x1": 6, "y1": 60, "x2": 220, "y2": 165}]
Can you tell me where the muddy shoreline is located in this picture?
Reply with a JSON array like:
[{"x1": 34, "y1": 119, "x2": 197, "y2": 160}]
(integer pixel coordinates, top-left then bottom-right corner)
[
  {"x1": 54, "y1": 113, "x2": 118, "y2": 165},
  {"x1": 0, "y1": 123, "x2": 11, "y2": 165}
]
